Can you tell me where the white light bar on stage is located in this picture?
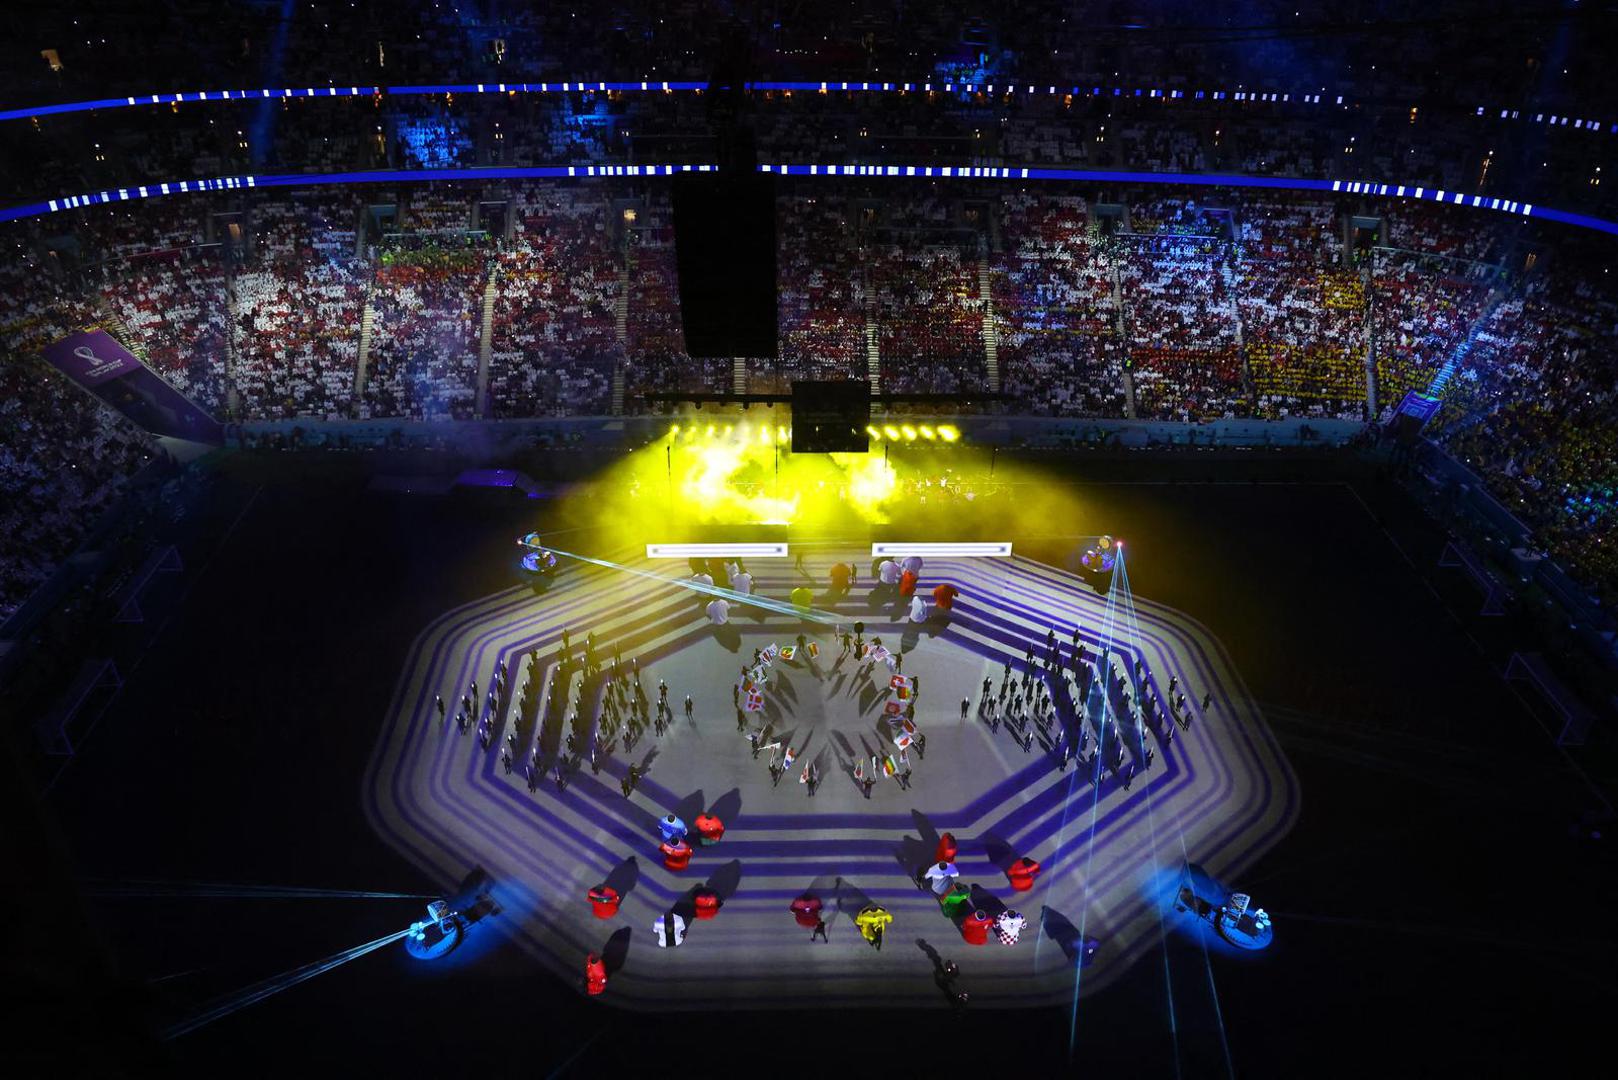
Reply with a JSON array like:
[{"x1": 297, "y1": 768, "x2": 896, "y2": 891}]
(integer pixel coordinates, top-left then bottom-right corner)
[
  {"x1": 646, "y1": 543, "x2": 789, "y2": 559},
  {"x1": 870, "y1": 542, "x2": 1013, "y2": 558}
]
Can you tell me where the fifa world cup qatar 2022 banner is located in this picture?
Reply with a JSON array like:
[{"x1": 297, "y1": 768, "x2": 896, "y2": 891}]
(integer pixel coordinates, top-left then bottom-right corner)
[{"x1": 42, "y1": 329, "x2": 223, "y2": 444}]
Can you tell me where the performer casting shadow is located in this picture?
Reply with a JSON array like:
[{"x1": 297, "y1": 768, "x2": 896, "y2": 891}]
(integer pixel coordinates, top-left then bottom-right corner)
[
  {"x1": 601, "y1": 926, "x2": 633, "y2": 975},
  {"x1": 602, "y1": 856, "x2": 641, "y2": 902}
]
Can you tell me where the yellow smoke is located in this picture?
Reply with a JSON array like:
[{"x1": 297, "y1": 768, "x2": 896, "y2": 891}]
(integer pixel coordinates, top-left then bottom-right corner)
[{"x1": 548, "y1": 409, "x2": 1095, "y2": 551}]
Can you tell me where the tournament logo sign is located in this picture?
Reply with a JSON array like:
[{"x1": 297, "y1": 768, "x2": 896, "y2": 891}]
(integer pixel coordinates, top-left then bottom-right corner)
[{"x1": 42, "y1": 329, "x2": 223, "y2": 444}]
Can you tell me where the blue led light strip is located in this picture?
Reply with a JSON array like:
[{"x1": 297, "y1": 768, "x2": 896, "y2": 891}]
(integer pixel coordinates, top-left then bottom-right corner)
[
  {"x1": 750, "y1": 81, "x2": 1330, "y2": 105},
  {"x1": 0, "y1": 85, "x2": 379, "y2": 122},
  {"x1": 2, "y1": 162, "x2": 1613, "y2": 239},
  {"x1": 1476, "y1": 105, "x2": 1618, "y2": 135},
  {"x1": 0, "y1": 164, "x2": 717, "y2": 224},
  {"x1": 0, "y1": 79, "x2": 1333, "y2": 123},
  {"x1": 386, "y1": 81, "x2": 706, "y2": 95}
]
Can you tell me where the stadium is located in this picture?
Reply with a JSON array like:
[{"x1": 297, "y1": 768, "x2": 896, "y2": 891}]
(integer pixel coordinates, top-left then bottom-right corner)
[{"x1": 2, "y1": 2, "x2": 1615, "y2": 1075}]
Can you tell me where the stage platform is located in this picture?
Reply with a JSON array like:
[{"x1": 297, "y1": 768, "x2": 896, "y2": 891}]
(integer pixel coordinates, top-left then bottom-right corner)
[{"x1": 365, "y1": 547, "x2": 1298, "y2": 1009}]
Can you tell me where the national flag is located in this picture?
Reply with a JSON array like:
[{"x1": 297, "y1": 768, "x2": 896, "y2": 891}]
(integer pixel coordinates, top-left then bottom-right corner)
[
  {"x1": 744, "y1": 689, "x2": 764, "y2": 712},
  {"x1": 882, "y1": 756, "x2": 897, "y2": 777},
  {"x1": 884, "y1": 701, "x2": 902, "y2": 717},
  {"x1": 806, "y1": 641, "x2": 820, "y2": 659},
  {"x1": 779, "y1": 645, "x2": 797, "y2": 660}
]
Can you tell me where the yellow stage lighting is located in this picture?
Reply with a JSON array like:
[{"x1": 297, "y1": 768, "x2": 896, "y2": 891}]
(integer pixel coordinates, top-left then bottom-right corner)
[
  {"x1": 919, "y1": 425, "x2": 936, "y2": 440},
  {"x1": 883, "y1": 425, "x2": 901, "y2": 440},
  {"x1": 938, "y1": 425, "x2": 960, "y2": 442},
  {"x1": 723, "y1": 425, "x2": 733, "y2": 438},
  {"x1": 866, "y1": 425, "x2": 883, "y2": 441},
  {"x1": 901, "y1": 425, "x2": 918, "y2": 441},
  {"x1": 758, "y1": 427, "x2": 772, "y2": 445},
  {"x1": 777, "y1": 426, "x2": 790, "y2": 443},
  {"x1": 668, "y1": 424, "x2": 680, "y2": 439},
  {"x1": 706, "y1": 424, "x2": 716, "y2": 439}
]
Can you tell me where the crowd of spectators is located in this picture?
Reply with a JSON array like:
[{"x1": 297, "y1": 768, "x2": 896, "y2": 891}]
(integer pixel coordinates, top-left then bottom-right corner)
[
  {"x1": 1371, "y1": 247, "x2": 1495, "y2": 410},
  {"x1": 868, "y1": 240, "x2": 987, "y2": 394},
  {"x1": 624, "y1": 201, "x2": 725, "y2": 400},
  {"x1": 488, "y1": 185, "x2": 621, "y2": 417},
  {"x1": 990, "y1": 193, "x2": 1124, "y2": 416},
  {"x1": 10, "y1": 1, "x2": 1608, "y2": 122},
  {"x1": 362, "y1": 251, "x2": 482, "y2": 421},
  {"x1": 0, "y1": 250, "x2": 153, "y2": 621},
  {"x1": 773, "y1": 196, "x2": 867, "y2": 388},
  {"x1": 1119, "y1": 228, "x2": 1245, "y2": 421},
  {"x1": 231, "y1": 193, "x2": 369, "y2": 420},
  {"x1": 7, "y1": 178, "x2": 1618, "y2": 610},
  {"x1": 1431, "y1": 258, "x2": 1618, "y2": 607},
  {"x1": 97, "y1": 249, "x2": 232, "y2": 414},
  {"x1": 1232, "y1": 195, "x2": 1368, "y2": 419}
]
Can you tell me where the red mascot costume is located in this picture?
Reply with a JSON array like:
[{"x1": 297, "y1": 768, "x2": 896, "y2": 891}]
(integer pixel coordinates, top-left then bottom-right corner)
[
  {"x1": 1007, "y1": 856, "x2": 1042, "y2": 892},
  {"x1": 932, "y1": 583, "x2": 960, "y2": 610},
  {"x1": 694, "y1": 812, "x2": 725, "y2": 846},
  {"x1": 790, "y1": 894, "x2": 823, "y2": 929},
  {"x1": 962, "y1": 909, "x2": 994, "y2": 946},
  {"x1": 585, "y1": 952, "x2": 608, "y2": 996},
  {"x1": 899, "y1": 569, "x2": 919, "y2": 598},
  {"x1": 693, "y1": 886, "x2": 723, "y2": 920},
  {"x1": 660, "y1": 838, "x2": 693, "y2": 871},
  {"x1": 587, "y1": 883, "x2": 621, "y2": 919},
  {"x1": 935, "y1": 831, "x2": 959, "y2": 864}
]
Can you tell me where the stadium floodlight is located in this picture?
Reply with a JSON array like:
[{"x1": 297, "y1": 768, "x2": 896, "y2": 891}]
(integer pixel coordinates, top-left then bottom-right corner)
[
  {"x1": 937, "y1": 425, "x2": 961, "y2": 442},
  {"x1": 870, "y1": 542, "x2": 1013, "y2": 557},
  {"x1": 882, "y1": 425, "x2": 902, "y2": 440},
  {"x1": 866, "y1": 425, "x2": 883, "y2": 441},
  {"x1": 900, "y1": 425, "x2": 918, "y2": 441},
  {"x1": 647, "y1": 543, "x2": 790, "y2": 559}
]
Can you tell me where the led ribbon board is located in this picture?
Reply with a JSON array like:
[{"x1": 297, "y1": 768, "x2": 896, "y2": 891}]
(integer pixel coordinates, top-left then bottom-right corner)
[
  {"x1": 5, "y1": 164, "x2": 1613, "y2": 238},
  {"x1": 871, "y1": 542, "x2": 1013, "y2": 557},
  {"x1": 646, "y1": 543, "x2": 790, "y2": 559}
]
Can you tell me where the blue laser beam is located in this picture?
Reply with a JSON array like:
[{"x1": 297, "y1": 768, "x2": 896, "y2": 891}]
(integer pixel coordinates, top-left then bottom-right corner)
[
  {"x1": 1116, "y1": 550, "x2": 1235, "y2": 1077},
  {"x1": 1113, "y1": 552, "x2": 1182, "y2": 1078},
  {"x1": 1065, "y1": 555, "x2": 1126, "y2": 1059},
  {"x1": 163, "y1": 926, "x2": 413, "y2": 1040},
  {"x1": 82, "y1": 879, "x2": 435, "y2": 900},
  {"x1": 545, "y1": 546, "x2": 844, "y2": 625}
]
